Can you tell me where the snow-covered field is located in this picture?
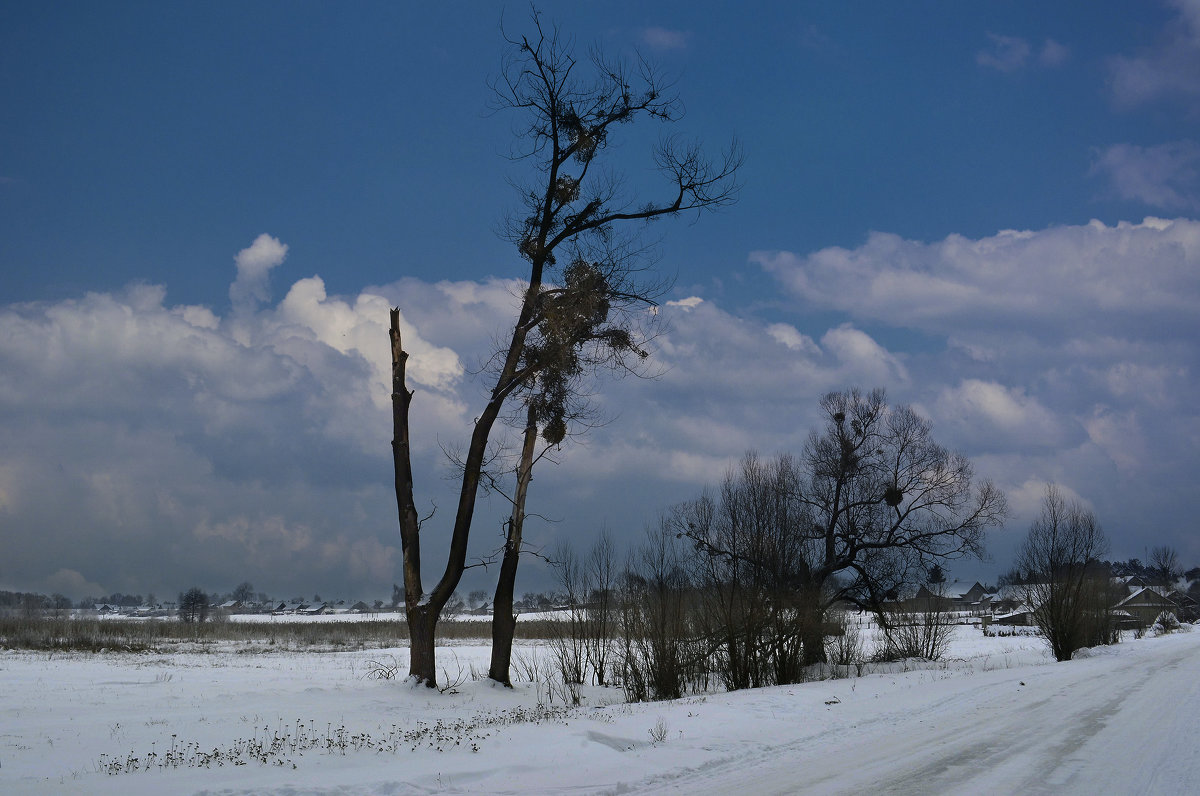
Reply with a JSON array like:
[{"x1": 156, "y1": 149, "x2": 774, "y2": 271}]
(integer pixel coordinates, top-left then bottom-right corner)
[{"x1": 3, "y1": 626, "x2": 1197, "y2": 795}]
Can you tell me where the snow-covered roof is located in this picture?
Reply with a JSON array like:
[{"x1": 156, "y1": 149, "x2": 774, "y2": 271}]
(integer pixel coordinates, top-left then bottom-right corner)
[{"x1": 1116, "y1": 588, "x2": 1176, "y2": 608}]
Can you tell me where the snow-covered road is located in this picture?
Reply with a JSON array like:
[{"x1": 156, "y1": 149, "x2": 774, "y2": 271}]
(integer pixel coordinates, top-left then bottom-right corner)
[{"x1": 618, "y1": 632, "x2": 1200, "y2": 795}]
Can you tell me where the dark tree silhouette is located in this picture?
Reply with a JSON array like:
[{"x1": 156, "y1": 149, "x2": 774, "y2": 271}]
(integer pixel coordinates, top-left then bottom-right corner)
[
  {"x1": 1149, "y1": 545, "x2": 1182, "y2": 589},
  {"x1": 178, "y1": 587, "x2": 209, "y2": 623},
  {"x1": 390, "y1": 9, "x2": 741, "y2": 687},
  {"x1": 1015, "y1": 485, "x2": 1115, "y2": 661},
  {"x1": 683, "y1": 389, "x2": 1006, "y2": 667},
  {"x1": 232, "y1": 581, "x2": 255, "y2": 604}
]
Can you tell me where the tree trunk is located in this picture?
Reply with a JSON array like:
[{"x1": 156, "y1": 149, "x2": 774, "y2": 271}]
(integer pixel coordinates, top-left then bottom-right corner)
[
  {"x1": 488, "y1": 574, "x2": 518, "y2": 685},
  {"x1": 391, "y1": 309, "x2": 438, "y2": 686},
  {"x1": 801, "y1": 592, "x2": 828, "y2": 666},
  {"x1": 802, "y1": 622, "x2": 828, "y2": 666},
  {"x1": 407, "y1": 603, "x2": 438, "y2": 686},
  {"x1": 489, "y1": 404, "x2": 539, "y2": 686}
]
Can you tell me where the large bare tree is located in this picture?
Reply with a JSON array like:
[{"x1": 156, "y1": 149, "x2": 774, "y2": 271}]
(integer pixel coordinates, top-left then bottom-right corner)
[
  {"x1": 391, "y1": 10, "x2": 741, "y2": 687},
  {"x1": 683, "y1": 389, "x2": 1007, "y2": 669}
]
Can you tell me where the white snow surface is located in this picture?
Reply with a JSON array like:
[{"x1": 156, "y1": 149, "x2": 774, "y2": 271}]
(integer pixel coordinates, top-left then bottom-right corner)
[{"x1": 3, "y1": 627, "x2": 1198, "y2": 795}]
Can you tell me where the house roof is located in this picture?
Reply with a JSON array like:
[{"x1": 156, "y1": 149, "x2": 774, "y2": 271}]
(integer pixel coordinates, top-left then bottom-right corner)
[{"x1": 1116, "y1": 587, "x2": 1177, "y2": 608}]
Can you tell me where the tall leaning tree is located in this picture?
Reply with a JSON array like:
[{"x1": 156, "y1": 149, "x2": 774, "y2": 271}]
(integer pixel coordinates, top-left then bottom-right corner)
[{"x1": 391, "y1": 10, "x2": 741, "y2": 687}]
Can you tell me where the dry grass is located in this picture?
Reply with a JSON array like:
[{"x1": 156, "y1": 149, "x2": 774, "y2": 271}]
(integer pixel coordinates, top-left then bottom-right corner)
[
  {"x1": 0, "y1": 609, "x2": 573, "y2": 653},
  {"x1": 0, "y1": 613, "x2": 568, "y2": 652}
]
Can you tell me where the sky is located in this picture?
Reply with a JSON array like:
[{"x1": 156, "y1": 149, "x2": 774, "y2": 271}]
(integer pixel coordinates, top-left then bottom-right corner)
[{"x1": 1, "y1": 1, "x2": 1198, "y2": 602}]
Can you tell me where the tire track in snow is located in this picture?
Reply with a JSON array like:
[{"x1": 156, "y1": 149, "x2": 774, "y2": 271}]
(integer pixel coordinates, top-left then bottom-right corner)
[{"x1": 610, "y1": 636, "x2": 1200, "y2": 796}]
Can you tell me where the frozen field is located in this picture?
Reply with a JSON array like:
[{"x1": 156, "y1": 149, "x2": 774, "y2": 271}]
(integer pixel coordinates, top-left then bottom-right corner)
[{"x1": 2, "y1": 626, "x2": 1198, "y2": 795}]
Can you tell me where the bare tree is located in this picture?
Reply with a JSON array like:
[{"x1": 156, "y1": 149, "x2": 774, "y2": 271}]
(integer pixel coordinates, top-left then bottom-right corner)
[
  {"x1": 1149, "y1": 545, "x2": 1182, "y2": 591},
  {"x1": 1015, "y1": 485, "x2": 1114, "y2": 662},
  {"x1": 391, "y1": 9, "x2": 741, "y2": 687},
  {"x1": 684, "y1": 389, "x2": 1006, "y2": 669},
  {"x1": 619, "y1": 518, "x2": 700, "y2": 701},
  {"x1": 680, "y1": 453, "x2": 810, "y2": 688},
  {"x1": 178, "y1": 587, "x2": 209, "y2": 624},
  {"x1": 232, "y1": 581, "x2": 255, "y2": 604}
]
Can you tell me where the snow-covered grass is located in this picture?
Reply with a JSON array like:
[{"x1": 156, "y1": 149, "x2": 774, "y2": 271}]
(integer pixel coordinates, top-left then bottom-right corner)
[{"x1": 3, "y1": 625, "x2": 1197, "y2": 794}]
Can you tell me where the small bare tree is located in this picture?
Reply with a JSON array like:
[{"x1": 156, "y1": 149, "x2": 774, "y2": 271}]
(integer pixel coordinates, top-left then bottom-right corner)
[
  {"x1": 1149, "y1": 545, "x2": 1182, "y2": 591},
  {"x1": 618, "y1": 519, "x2": 700, "y2": 701},
  {"x1": 178, "y1": 587, "x2": 209, "y2": 624},
  {"x1": 1015, "y1": 485, "x2": 1114, "y2": 662}
]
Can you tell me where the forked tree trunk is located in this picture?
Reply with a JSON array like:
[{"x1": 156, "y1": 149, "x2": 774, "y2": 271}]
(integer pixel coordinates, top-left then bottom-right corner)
[
  {"x1": 407, "y1": 603, "x2": 438, "y2": 684},
  {"x1": 489, "y1": 404, "x2": 539, "y2": 686}
]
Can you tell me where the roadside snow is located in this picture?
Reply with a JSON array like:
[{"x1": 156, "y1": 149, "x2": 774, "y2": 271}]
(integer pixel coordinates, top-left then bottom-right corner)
[{"x1": 2, "y1": 627, "x2": 1196, "y2": 795}]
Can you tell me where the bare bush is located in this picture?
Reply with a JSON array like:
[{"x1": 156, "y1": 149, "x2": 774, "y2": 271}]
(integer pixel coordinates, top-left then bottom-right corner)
[
  {"x1": 825, "y1": 611, "x2": 866, "y2": 672},
  {"x1": 1015, "y1": 485, "x2": 1116, "y2": 662},
  {"x1": 877, "y1": 597, "x2": 955, "y2": 662},
  {"x1": 617, "y1": 520, "x2": 703, "y2": 702}
]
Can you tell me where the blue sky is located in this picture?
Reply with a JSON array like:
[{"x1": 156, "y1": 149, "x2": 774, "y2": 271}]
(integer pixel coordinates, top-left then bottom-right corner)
[{"x1": 2, "y1": 1, "x2": 1198, "y2": 601}]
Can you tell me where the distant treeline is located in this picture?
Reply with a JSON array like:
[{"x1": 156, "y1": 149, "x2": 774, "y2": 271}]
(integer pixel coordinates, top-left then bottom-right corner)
[{"x1": 0, "y1": 590, "x2": 73, "y2": 611}]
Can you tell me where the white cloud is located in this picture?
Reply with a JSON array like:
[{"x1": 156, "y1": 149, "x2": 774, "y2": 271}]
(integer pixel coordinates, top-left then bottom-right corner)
[
  {"x1": 766, "y1": 322, "x2": 820, "y2": 355},
  {"x1": 820, "y1": 325, "x2": 909, "y2": 386},
  {"x1": 1091, "y1": 141, "x2": 1200, "y2": 211},
  {"x1": 976, "y1": 34, "x2": 1069, "y2": 72},
  {"x1": 932, "y1": 380, "x2": 1066, "y2": 452},
  {"x1": 752, "y1": 218, "x2": 1200, "y2": 336},
  {"x1": 230, "y1": 233, "x2": 288, "y2": 308},
  {"x1": 976, "y1": 34, "x2": 1032, "y2": 72},
  {"x1": 1108, "y1": 0, "x2": 1200, "y2": 110},
  {"x1": 754, "y1": 216, "x2": 1200, "y2": 565},
  {"x1": 4, "y1": 217, "x2": 1200, "y2": 598},
  {"x1": 640, "y1": 27, "x2": 690, "y2": 51},
  {"x1": 0, "y1": 243, "x2": 480, "y2": 600},
  {"x1": 274, "y1": 276, "x2": 462, "y2": 400},
  {"x1": 1083, "y1": 407, "x2": 1150, "y2": 474},
  {"x1": 1039, "y1": 38, "x2": 1070, "y2": 67}
]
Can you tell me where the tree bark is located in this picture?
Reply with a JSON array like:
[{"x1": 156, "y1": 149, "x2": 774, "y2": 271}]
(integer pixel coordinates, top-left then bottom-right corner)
[
  {"x1": 489, "y1": 403, "x2": 539, "y2": 685},
  {"x1": 407, "y1": 603, "x2": 438, "y2": 684},
  {"x1": 391, "y1": 309, "x2": 436, "y2": 686}
]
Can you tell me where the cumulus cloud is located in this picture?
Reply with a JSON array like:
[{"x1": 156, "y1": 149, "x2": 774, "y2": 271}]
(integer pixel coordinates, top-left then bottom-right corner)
[
  {"x1": 230, "y1": 233, "x2": 288, "y2": 308},
  {"x1": 820, "y1": 325, "x2": 909, "y2": 386},
  {"x1": 754, "y1": 216, "x2": 1200, "y2": 565},
  {"x1": 766, "y1": 323, "x2": 820, "y2": 355},
  {"x1": 1108, "y1": 0, "x2": 1200, "y2": 110},
  {"x1": 1091, "y1": 141, "x2": 1200, "y2": 211},
  {"x1": 0, "y1": 241, "x2": 480, "y2": 600},
  {"x1": 932, "y1": 380, "x2": 1067, "y2": 452},
  {"x1": 751, "y1": 217, "x2": 1200, "y2": 337},
  {"x1": 4, "y1": 217, "x2": 1200, "y2": 598}
]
